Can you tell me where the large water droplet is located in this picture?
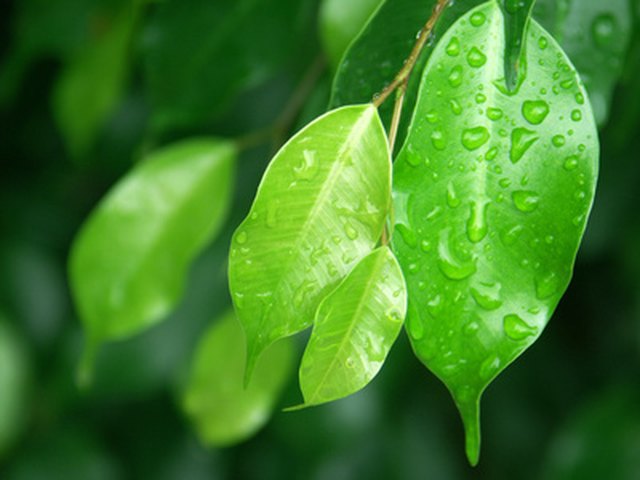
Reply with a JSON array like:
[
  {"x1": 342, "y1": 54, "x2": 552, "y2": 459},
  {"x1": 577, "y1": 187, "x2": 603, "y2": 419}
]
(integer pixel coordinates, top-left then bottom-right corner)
[
  {"x1": 470, "y1": 282, "x2": 502, "y2": 310},
  {"x1": 294, "y1": 149, "x2": 319, "y2": 181},
  {"x1": 510, "y1": 128, "x2": 539, "y2": 163},
  {"x1": 466, "y1": 201, "x2": 488, "y2": 243},
  {"x1": 522, "y1": 100, "x2": 550, "y2": 125},
  {"x1": 536, "y1": 272, "x2": 559, "y2": 299},
  {"x1": 512, "y1": 190, "x2": 540, "y2": 213},
  {"x1": 467, "y1": 47, "x2": 487, "y2": 68},
  {"x1": 503, "y1": 314, "x2": 537, "y2": 340},
  {"x1": 448, "y1": 65, "x2": 463, "y2": 87},
  {"x1": 462, "y1": 126, "x2": 490, "y2": 151},
  {"x1": 446, "y1": 37, "x2": 461, "y2": 56},
  {"x1": 437, "y1": 230, "x2": 477, "y2": 280}
]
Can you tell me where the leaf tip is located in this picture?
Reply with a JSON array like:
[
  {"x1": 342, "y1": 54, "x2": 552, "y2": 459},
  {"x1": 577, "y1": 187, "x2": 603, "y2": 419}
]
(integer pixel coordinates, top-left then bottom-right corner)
[
  {"x1": 282, "y1": 403, "x2": 308, "y2": 413},
  {"x1": 456, "y1": 389, "x2": 482, "y2": 467}
]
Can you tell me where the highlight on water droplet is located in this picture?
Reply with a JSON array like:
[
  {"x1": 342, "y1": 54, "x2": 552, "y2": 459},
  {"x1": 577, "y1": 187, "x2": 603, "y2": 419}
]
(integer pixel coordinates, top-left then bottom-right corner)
[
  {"x1": 470, "y1": 11, "x2": 486, "y2": 27},
  {"x1": 466, "y1": 201, "x2": 488, "y2": 243},
  {"x1": 447, "y1": 181, "x2": 461, "y2": 208},
  {"x1": 552, "y1": 135, "x2": 566, "y2": 147},
  {"x1": 503, "y1": 314, "x2": 538, "y2": 340},
  {"x1": 294, "y1": 149, "x2": 319, "y2": 180},
  {"x1": 462, "y1": 126, "x2": 490, "y2": 151},
  {"x1": 470, "y1": 282, "x2": 503, "y2": 310}
]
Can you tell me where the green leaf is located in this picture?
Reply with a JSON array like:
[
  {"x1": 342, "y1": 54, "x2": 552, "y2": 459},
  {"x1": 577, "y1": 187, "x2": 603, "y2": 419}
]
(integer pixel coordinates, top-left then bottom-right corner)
[
  {"x1": 296, "y1": 247, "x2": 406, "y2": 407},
  {"x1": 229, "y1": 104, "x2": 391, "y2": 380},
  {"x1": 142, "y1": 0, "x2": 317, "y2": 132},
  {"x1": 319, "y1": 0, "x2": 383, "y2": 69},
  {"x1": 534, "y1": 0, "x2": 633, "y2": 125},
  {"x1": 330, "y1": 0, "x2": 485, "y2": 131},
  {"x1": 69, "y1": 138, "x2": 236, "y2": 378},
  {"x1": 0, "y1": 319, "x2": 30, "y2": 457},
  {"x1": 392, "y1": 2, "x2": 598, "y2": 465},
  {"x1": 52, "y1": 2, "x2": 140, "y2": 159},
  {"x1": 182, "y1": 311, "x2": 294, "y2": 447},
  {"x1": 499, "y1": 0, "x2": 536, "y2": 90}
]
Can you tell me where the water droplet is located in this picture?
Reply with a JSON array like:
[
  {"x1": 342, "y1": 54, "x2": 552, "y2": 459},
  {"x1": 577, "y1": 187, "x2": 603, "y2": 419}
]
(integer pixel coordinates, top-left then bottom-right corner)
[
  {"x1": 571, "y1": 109, "x2": 582, "y2": 122},
  {"x1": 431, "y1": 129, "x2": 446, "y2": 150},
  {"x1": 448, "y1": 65, "x2": 463, "y2": 87},
  {"x1": 464, "y1": 321, "x2": 480, "y2": 336},
  {"x1": 563, "y1": 155, "x2": 579, "y2": 171},
  {"x1": 512, "y1": 190, "x2": 540, "y2": 213},
  {"x1": 450, "y1": 99, "x2": 463, "y2": 115},
  {"x1": 446, "y1": 37, "x2": 461, "y2": 56},
  {"x1": 499, "y1": 178, "x2": 511, "y2": 188},
  {"x1": 345, "y1": 357, "x2": 356, "y2": 369},
  {"x1": 236, "y1": 231, "x2": 248, "y2": 244},
  {"x1": 470, "y1": 11, "x2": 486, "y2": 26},
  {"x1": 405, "y1": 147, "x2": 422, "y2": 167},
  {"x1": 510, "y1": 128, "x2": 539, "y2": 163},
  {"x1": 293, "y1": 281, "x2": 316, "y2": 308},
  {"x1": 487, "y1": 107, "x2": 504, "y2": 121},
  {"x1": 462, "y1": 126, "x2": 490, "y2": 151},
  {"x1": 538, "y1": 36, "x2": 548, "y2": 50},
  {"x1": 485, "y1": 146, "x2": 498, "y2": 161},
  {"x1": 426, "y1": 294, "x2": 443, "y2": 318},
  {"x1": 467, "y1": 47, "x2": 487, "y2": 68},
  {"x1": 408, "y1": 263, "x2": 419, "y2": 274},
  {"x1": 501, "y1": 225, "x2": 523, "y2": 246},
  {"x1": 536, "y1": 272, "x2": 559, "y2": 299},
  {"x1": 479, "y1": 354, "x2": 500, "y2": 380},
  {"x1": 447, "y1": 182, "x2": 461, "y2": 208},
  {"x1": 522, "y1": 100, "x2": 550, "y2": 125},
  {"x1": 344, "y1": 222, "x2": 359, "y2": 240},
  {"x1": 420, "y1": 239, "x2": 432, "y2": 252},
  {"x1": 437, "y1": 230, "x2": 477, "y2": 280},
  {"x1": 504, "y1": 0, "x2": 525, "y2": 13},
  {"x1": 471, "y1": 282, "x2": 503, "y2": 310},
  {"x1": 503, "y1": 314, "x2": 538, "y2": 340},
  {"x1": 387, "y1": 309, "x2": 403, "y2": 323},
  {"x1": 466, "y1": 201, "x2": 488, "y2": 243},
  {"x1": 294, "y1": 149, "x2": 319, "y2": 180},
  {"x1": 426, "y1": 110, "x2": 439, "y2": 123},
  {"x1": 475, "y1": 93, "x2": 487, "y2": 104},
  {"x1": 396, "y1": 224, "x2": 417, "y2": 248},
  {"x1": 592, "y1": 14, "x2": 617, "y2": 48},
  {"x1": 575, "y1": 92, "x2": 585, "y2": 105},
  {"x1": 408, "y1": 314, "x2": 424, "y2": 340},
  {"x1": 552, "y1": 135, "x2": 566, "y2": 147}
]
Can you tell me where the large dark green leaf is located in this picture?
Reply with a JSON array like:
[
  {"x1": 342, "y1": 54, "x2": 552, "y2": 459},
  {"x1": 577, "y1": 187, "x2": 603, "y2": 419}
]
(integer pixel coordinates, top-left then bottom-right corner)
[
  {"x1": 69, "y1": 139, "x2": 235, "y2": 376},
  {"x1": 229, "y1": 104, "x2": 391, "y2": 380},
  {"x1": 182, "y1": 311, "x2": 293, "y2": 447},
  {"x1": 392, "y1": 1, "x2": 598, "y2": 465},
  {"x1": 534, "y1": 0, "x2": 633, "y2": 125},
  {"x1": 297, "y1": 247, "x2": 406, "y2": 407},
  {"x1": 142, "y1": 0, "x2": 317, "y2": 132}
]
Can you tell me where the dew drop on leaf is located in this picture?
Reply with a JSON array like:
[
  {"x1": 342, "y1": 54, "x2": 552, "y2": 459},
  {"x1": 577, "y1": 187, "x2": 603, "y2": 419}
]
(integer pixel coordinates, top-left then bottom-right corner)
[
  {"x1": 522, "y1": 100, "x2": 550, "y2": 125},
  {"x1": 462, "y1": 126, "x2": 490, "y2": 151},
  {"x1": 510, "y1": 127, "x2": 539, "y2": 163},
  {"x1": 467, "y1": 47, "x2": 487, "y2": 68},
  {"x1": 503, "y1": 314, "x2": 537, "y2": 340},
  {"x1": 512, "y1": 190, "x2": 540, "y2": 213}
]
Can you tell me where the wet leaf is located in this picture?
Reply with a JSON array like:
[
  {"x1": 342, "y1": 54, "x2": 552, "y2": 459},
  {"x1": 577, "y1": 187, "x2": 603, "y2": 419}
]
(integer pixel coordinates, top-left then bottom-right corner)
[
  {"x1": 499, "y1": 0, "x2": 536, "y2": 90},
  {"x1": 392, "y1": 2, "x2": 598, "y2": 465},
  {"x1": 296, "y1": 247, "x2": 406, "y2": 407},
  {"x1": 229, "y1": 104, "x2": 391, "y2": 380},
  {"x1": 534, "y1": 0, "x2": 633, "y2": 125},
  {"x1": 69, "y1": 139, "x2": 235, "y2": 377},
  {"x1": 182, "y1": 311, "x2": 294, "y2": 447}
]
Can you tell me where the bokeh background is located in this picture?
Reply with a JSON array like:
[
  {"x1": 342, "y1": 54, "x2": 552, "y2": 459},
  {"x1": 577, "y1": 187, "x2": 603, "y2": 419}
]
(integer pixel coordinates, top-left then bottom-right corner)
[{"x1": 1, "y1": 0, "x2": 640, "y2": 478}]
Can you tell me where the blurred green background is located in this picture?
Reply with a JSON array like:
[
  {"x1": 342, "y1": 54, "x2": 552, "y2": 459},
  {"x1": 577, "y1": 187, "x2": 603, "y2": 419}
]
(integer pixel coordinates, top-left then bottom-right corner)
[{"x1": 1, "y1": 0, "x2": 640, "y2": 478}]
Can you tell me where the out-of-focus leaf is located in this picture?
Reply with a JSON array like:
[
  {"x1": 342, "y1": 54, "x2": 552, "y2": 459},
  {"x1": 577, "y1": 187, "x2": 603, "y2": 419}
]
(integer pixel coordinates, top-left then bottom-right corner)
[
  {"x1": 52, "y1": 1, "x2": 140, "y2": 159},
  {"x1": 534, "y1": 0, "x2": 633, "y2": 125},
  {"x1": 541, "y1": 387, "x2": 640, "y2": 480},
  {"x1": 142, "y1": 0, "x2": 317, "y2": 132},
  {"x1": 69, "y1": 139, "x2": 236, "y2": 378},
  {"x1": 297, "y1": 247, "x2": 406, "y2": 407},
  {"x1": 229, "y1": 104, "x2": 390, "y2": 380},
  {"x1": 319, "y1": 0, "x2": 383, "y2": 68},
  {"x1": 0, "y1": 318, "x2": 30, "y2": 457},
  {"x1": 182, "y1": 311, "x2": 294, "y2": 447},
  {"x1": 392, "y1": 2, "x2": 598, "y2": 465}
]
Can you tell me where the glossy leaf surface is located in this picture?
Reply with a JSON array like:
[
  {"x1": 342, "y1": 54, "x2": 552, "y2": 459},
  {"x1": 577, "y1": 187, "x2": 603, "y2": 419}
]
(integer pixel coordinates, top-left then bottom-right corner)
[
  {"x1": 229, "y1": 104, "x2": 391, "y2": 379},
  {"x1": 297, "y1": 247, "x2": 406, "y2": 407},
  {"x1": 70, "y1": 139, "x2": 235, "y2": 354},
  {"x1": 0, "y1": 319, "x2": 30, "y2": 457},
  {"x1": 392, "y1": 1, "x2": 598, "y2": 465},
  {"x1": 500, "y1": 0, "x2": 536, "y2": 90},
  {"x1": 534, "y1": 0, "x2": 633, "y2": 125},
  {"x1": 320, "y1": 0, "x2": 383, "y2": 68},
  {"x1": 182, "y1": 311, "x2": 293, "y2": 447}
]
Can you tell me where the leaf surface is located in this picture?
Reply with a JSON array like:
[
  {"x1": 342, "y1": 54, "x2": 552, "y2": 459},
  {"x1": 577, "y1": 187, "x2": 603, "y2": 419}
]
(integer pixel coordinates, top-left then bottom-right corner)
[
  {"x1": 70, "y1": 139, "x2": 235, "y2": 367},
  {"x1": 297, "y1": 247, "x2": 406, "y2": 407},
  {"x1": 229, "y1": 104, "x2": 391, "y2": 380},
  {"x1": 534, "y1": 0, "x2": 633, "y2": 125},
  {"x1": 182, "y1": 311, "x2": 293, "y2": 447},
  {"x1": 392, "y1": 2, "x2": 598, "y2": 465}
]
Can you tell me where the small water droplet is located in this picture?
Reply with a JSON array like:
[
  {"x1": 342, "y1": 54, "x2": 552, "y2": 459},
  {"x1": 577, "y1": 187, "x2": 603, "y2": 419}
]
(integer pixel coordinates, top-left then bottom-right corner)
[
  {"x1": 448, "y1": 65, "x2": 463, "y2": 87},
  {"x1": 571, "y1": 109, "x2": 582, "y2": 122},
  {"x1": 426, "y1": 110, "x2": 439, "y2": 123},
  {"x1": 420, "y1": 239, "x2": 432, "y2": 252},
  {"x1": 431, "y1": 129, "x2": 446, "y2": 150},
  {"x1": 536, "y1": 272, "x2": 559, "y2": 299},
  {"x1": 446, "y1": 37, "x2": 461, "y2": 56},
  {"x1": 503, "y1": 314, "x2": 538, "y2": 340},
  {"x1": 479, "y1": 354, "x2": 500, "y2": 380},
  {"x1": 522, "y1": 100, "x2": 550, "y2": 125},
  {"x1": 512, "y1": 190, "x2": 540, "y2": 213},
  {"x1": 396, "y1": 224, "x2": 418, "y2": 248},
  {"x1": 294, "y1": 281, "x2": 316, "y2": 308},
  {"x1": 236, "y1": 231, "x2": 248, "y2": 244},
  {"x1": 538, "y1": 36, "x2": 548, "y2": 50},
  {"x1": 408, "y1": 314, "x2": 424, "y2": 340},
  {"x1": 510, "y1": 128, "x2": 539, "y2": 163},
  {"x1": 499, "y1": 178, "x2": 511, "y2": 188},
  {"x1": 470, "y1": 11, "x2": 486, "y2": 26},
  {"x1": 475, "y1": 93, "x2": 487, "y2": 104},
  {"x1": 563, "y1": 155, "x2": 579, "y2": 171},
  {"x1": 462, "y1": 126, "x2": 490, "y2": 151},
  {"x1": 467, "y1": 47, "x2": 487, "y2": 68},
  {"x1": 552, "y1": 135, "x2": 566, "y2": 147},
  {"x1": 447, "y1": 182, "x2": 461, "y2": 208},
  {"x1": 294, "y1": 149, "x2": 319, "y2": 180},
  {"x1": 344, "y1": 222, "x2": 359, "y2": 240},
  {"x1": 466, "y1": 201, "x2": 489, "y2": 243},
  {"x1": 575, "y1": 92, "x2": 585, "y2": 105},
  {"x1": 450, "y1": 99, "x2": 463, "y2": 115},
  {"x1": 464, "y1": 321, "x2": 480, "y2": 336},
  {"x1": 485, "y1": 146, "x2": 498, "y2": 161},
  {"x1": 471, "y1": 282, "x2": 503, "y2": 310}
]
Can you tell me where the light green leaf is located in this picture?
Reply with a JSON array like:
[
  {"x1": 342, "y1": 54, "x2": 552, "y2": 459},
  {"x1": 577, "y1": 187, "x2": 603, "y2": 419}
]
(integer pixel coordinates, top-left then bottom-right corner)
[
  {"x1": 319, "y1": 0, "x2": 383, "y2": 68},
  {"x1": 229, "y1": 104, "x2": 391, "y2": 380},
  {"x1": 500, "y1": 0, "x2": 536, "y2": 90},
  {"x1": 297, "y1": 247, "x2": 406, "y2": 407},
  {"x1": 70, "y1": 138, "x2": 236, "y2": 378},
  {"x1": 182, "y1": 311, "x2": 293, "y2": 447},
  {"x1": 0, "y1": 319, "x2": 30, "y2": 457},
  {"x1": 534, "y1": 0, "x2": 633, "y2": 125},
  {"x1": 52, "y1": 2, "x2": 140, "y2": 159},
  {"x1": 392, "y1": 2, "x2": 598, "y2": 465}
]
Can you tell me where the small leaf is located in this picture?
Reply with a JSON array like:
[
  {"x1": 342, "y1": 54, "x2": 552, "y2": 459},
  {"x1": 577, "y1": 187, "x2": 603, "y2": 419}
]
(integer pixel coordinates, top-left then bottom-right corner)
[
  {"x1": 0, "y1": 318, "x2": 30, "y2": 457},
  {"x1": 229, "y1": 104, "x2": 391, "y2": 381},
  {"x1": 534, "y1": 0, "x2": 633, "y2": 125},
  {"x1": 392, "y1": 2, "x2": 598, "y2": 465},
  {"x1": 182, "y1": 311, "x2": 293, "y2": 447},
  {"x1": 319, "y1": 0, "x2": 383, "y2": 68},
  {"x1": 297, "y1": 247, "x2": 406, "y2": 407},
  {"x1": 70, "y1": 138, "x2": 236, "y2": 376}
]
